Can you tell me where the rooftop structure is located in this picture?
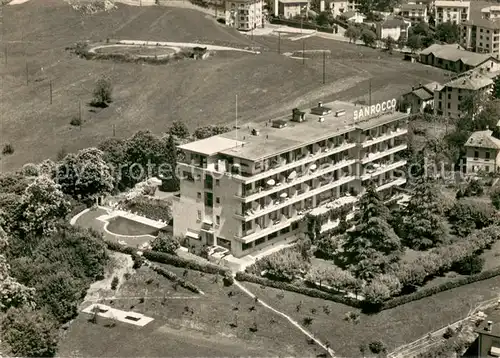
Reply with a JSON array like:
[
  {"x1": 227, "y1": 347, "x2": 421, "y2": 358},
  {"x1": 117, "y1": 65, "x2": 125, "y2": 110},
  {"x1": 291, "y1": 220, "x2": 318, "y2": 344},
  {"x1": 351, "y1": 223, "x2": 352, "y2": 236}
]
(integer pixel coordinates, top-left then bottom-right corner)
[
  {"x1": 174, "y1": 99, "x2": 409, "y2": 258},
  {"x1": 434, "y1": 0, "x2": 470, "y2": 25},
  {"x1": 465, "y1": 129, "x2": 500, "y2": 149}
]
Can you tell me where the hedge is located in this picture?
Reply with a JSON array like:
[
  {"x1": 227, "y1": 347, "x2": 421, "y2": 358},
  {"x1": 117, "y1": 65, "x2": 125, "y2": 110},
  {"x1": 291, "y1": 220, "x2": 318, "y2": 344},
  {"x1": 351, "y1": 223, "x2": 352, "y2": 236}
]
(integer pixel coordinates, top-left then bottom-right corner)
[
  {"x1": 379, "y1": 266, "x2": 500, "y2": 311},
  {"x1": 119, "y1": 196, "x2": 172, "y2": 223},
  {"x1": 235, "y1": 272, "x2": 362, "y2": 308},
  {"x1": 105, "y1": 241, "x2": 144, "y2": 269},
  {"x1": 149, "y1": 264, "x2": 200, "y2": 293},
  {"x1": 143, "y1": 250, "x2": 230, "y2": 276},
  {"x1": 269, "y1": 17, "x2": 336, "y2": 33}
]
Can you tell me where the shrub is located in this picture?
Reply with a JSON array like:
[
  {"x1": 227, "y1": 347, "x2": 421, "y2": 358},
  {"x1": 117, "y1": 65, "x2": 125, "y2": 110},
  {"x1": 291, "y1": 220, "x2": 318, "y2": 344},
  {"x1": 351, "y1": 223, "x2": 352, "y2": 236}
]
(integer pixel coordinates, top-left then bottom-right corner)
[
  {"x1": 193, "y1": 125, "x2": 231, "y2": 140},
  {"x1": 151, "y1": 233, "x2": 180, "y2": 255},
  {"x1": 491, "y1": 186, "x2": 500, "y2": 209},
  {"x1": 369, "y1": 340, "x2": 387, "y2": 354},
  {"x1": 443, "y1": 326, "x2": 455, "y2": 339},
  {"x1": 451, "y1": 255, "x2": 484, "y2": 275},
  {"x1": 448, "y1": 200, "x2": 496, "y2": 237},
  {"x1": 119, "y1": 196, "x2": 171, "y2": 223},
  {"x1": 70, "y1": 117, "x2": 82, "y2": 127},
  {"x1": 2, "y1": 143, "x2": 14, "y2": 155},
  {"x1": 91, "y1": 76, "x2": 112, "y2": 108},
  {"x1": 150, "y1": 265, "x2": 200, "y2": 293},
  {"x1": 110, "y1": 276, "x2": 119, "y2": 290}
]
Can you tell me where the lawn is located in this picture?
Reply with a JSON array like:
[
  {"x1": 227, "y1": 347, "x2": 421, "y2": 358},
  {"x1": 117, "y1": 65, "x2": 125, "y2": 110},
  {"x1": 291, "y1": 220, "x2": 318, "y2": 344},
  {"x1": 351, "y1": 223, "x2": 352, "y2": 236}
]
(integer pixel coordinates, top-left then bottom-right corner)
[
  {"x1": 59, "y1": 264, "x2": 324, "y2": 357},
  {"x1": 241, "y1": 275, "x2": 500, "y2": 357},
  {"x1": 93, "y1": 45, "x2": 178, "y2": 57},
  {"x1": 1, "y1": 0, "x2": 447, "y2": 171}
]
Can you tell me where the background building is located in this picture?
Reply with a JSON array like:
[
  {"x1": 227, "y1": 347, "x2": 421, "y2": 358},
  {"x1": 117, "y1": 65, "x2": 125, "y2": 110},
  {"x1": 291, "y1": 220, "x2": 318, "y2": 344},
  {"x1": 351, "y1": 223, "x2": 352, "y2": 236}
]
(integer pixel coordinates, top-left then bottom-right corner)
[
  {"x1": 401, "y1": 81, "x2": 443, "y2": 113},
  {"x1": 399, "y1": 3, "x2": 428, "y2": 23},
  {"x1": 327, "y1": 0, "x2": 359, "y2": 18},
  {"x1": 434, "y1": 0, "x2": 470, "y2": 25},
  {"x1": 460, "y1": 7, "x2": 500, "y2": 58},
  {"x1": 276, "y1": 0, "x2": 308, "y2": 19},
  {"x1": 376, "y1": 17, "x2": 410, "y2": 40},
  {"x1": 225, "y1": 0, "x2": 264, "y2": 31},
  {"x1": 173, "y1": 100, "x2": 409, "y2": 258},
  {"x1": 465, "y1": 129, "x2": 500, "y2": 174}
]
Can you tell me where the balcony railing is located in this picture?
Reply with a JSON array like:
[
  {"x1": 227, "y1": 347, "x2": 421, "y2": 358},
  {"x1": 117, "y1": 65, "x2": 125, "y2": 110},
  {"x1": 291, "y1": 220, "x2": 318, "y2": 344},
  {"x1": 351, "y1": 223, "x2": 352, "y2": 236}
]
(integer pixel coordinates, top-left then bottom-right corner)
[
  {"x1": 361, "y1": 144, "x2": 407, "y2": 165},
  {"x1": 362, "y1": 128, "x2": 408, "y2": 148},
  {"x1": 361, "y1": 160, "x2": 407, "y2": 180},
  {"x1": 234, "y1": 214, "x2": 303, "y2": 244},
  {"x1": 376, "y1": 177, "x2": 407, "y2": 192},
  {"x1": 235, "y1": 159, "x2": 356, "y2": 203},
  {"x1": 231, "y1": 141, "x2": 356, "y2": 183},
  {"x1": 234, "y1": 175, "x2": 357, "y2": 222}
]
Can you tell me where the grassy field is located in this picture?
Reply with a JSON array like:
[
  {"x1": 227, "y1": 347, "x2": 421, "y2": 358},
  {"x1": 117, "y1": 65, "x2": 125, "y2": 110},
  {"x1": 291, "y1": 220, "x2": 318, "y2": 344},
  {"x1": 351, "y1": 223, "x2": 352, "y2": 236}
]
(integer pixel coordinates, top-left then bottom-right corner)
[
  {"x1": 241, "y1": 275, "x2": 500, "y2": 357},
  {"x1": 59, "y1": 264, "x2": 324, "y2": 357},
  {"x1": 1, "y1": 0, "x2": 447, "y2": 171}
]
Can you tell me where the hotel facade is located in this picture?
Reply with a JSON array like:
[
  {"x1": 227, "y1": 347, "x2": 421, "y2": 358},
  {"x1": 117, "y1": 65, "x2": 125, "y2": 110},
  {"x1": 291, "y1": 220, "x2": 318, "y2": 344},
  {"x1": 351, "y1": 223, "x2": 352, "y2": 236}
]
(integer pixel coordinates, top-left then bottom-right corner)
[{"x1": 173, "y1": 100, "x2": 409, "y2": 258}]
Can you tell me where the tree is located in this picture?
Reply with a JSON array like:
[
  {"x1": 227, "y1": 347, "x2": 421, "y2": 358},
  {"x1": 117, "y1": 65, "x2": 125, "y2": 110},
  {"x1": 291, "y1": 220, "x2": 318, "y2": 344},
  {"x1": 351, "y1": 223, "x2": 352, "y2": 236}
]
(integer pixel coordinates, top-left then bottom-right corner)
[
  {"x1": 316, "y1": 11, "x2": 330, "y2": 26},
  {"x1": 491, "y1": 186, "x2": 500, "y2": 209},
  {"x1": 384, "y1": 36, "x2": 396, "y2": 54},
  {"x1": 406, "y1": 34, "x2": 422, "y2": 53},
  {"x1": 159, "y1": 134, "x2": 180, "y2": 192},
  {"x1": 344, "y1": 26, "x2": 360, "y2": 44},
  {"x1": 451, "y1": 255, "x2": 484, "y2": 275},
  {"x1": 168, "y1": 121, "x2": 190, "y2": 139},
  {"x1": 397, "y1": 35, "x2": 406, "y2": 49},
  {"x1": 494, "y1": 76, "x2": 500, "y2": 99},
  {"x1": 151, "y1": 233, "x2": 180, "y2": 255},
  {"x1": 409, "y1": 21, "x2": 431, "y2": 37},
  {"x1": 91, "y1": 76, "x2": 112, "y2": 108},
  {"x1": 448, "y1": 200, "x2": 496, "y2": 237},
  {"x1": 2, "y1": 307, "x2": 59, "y2": 357},
  {"x1": 19, "y1": 176, "x2": 70, "y2": 236},
  {"x1": 342, "y1": 185, "x2": 402, "y2": 280},
  {"x1": 361, "y1": 29, "x2": 377, "y2": 47},
  {"x1": 193, "y1": 125, "x2": 231, "y2": 140},
  {"x1": 0, "y1": 255, "x2": 36, "y2": 312},
  {"x1": 435, "y1": 21, "x2": 459, "y2": 44},
  {"x1": 404, "y1": 179, "x2": 447, "y2": 250}
]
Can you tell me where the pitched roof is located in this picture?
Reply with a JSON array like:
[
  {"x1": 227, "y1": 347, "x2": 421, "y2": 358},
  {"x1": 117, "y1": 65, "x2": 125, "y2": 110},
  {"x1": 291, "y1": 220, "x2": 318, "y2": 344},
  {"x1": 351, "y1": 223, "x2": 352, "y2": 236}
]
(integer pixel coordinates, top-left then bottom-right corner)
[
  {"x1": 444, "y1": 72, "x2": 493, "y2": 90},
  {"x1": 342, "y1": 10, "x2": 361, "y2": 19},
  {"x1": 419, "y1": 44, "x2": 493, "y2": 67},
  {"x1": 463, "y1": 16, "x2": 500, "y2": 29},
  {"x1": 412, "y1": 88, "x2": 433, "y2": 100},
  {"x1": 423, "y1": 81, "x2": 443, "y2": 92},
  {"x1": 380, "y1": 15, "x2": 410, "y2": 29},
  {"x1": 404, "y1": 81, "x2": 442, "y2": 99},
  {"x1": 400, "y1": 3, "x2": 426, "y2": 10},
  {"x1": 465, "y1": 130, "x2": 500, "y2": 149}
]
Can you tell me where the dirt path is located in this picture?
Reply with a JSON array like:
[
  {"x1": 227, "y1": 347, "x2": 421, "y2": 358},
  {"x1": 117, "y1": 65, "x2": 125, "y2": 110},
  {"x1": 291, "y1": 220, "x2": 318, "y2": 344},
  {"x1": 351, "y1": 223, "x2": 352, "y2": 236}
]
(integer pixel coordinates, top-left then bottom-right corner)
[
  {"x1": 234, "y1": 280, "x2": 335, "y2": 357},
  {"x1": 82, "y1": 252, "x2": 134, "y2": 305}
]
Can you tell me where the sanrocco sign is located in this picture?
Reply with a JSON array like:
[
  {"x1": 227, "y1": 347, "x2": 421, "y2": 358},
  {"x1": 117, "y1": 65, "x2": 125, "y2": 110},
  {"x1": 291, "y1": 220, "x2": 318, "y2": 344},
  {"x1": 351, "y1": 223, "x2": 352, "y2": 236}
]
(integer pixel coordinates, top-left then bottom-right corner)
[{"x1": 353, "y1": 98, "x2": 397, "y2": 121}]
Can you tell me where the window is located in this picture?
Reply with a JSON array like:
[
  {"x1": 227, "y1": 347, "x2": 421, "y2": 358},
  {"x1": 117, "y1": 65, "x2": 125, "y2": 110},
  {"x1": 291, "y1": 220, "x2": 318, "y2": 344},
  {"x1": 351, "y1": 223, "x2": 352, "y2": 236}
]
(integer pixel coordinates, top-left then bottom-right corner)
[
  {"x1": 486, "y1": 165, "x2": 490, "y2": 172},
  {"x1": 197, "y1": 192, "x2": 201, "y2": 199},
  {"x1": 448, "y1": 93, "x2": 451, "y2": 100},
  {"x1": 475, "y1": 150, "x2": 479, "y2": 159},
  {"x1": 205, "y1": 192, "x2": 213, "y2": 207},
  {"x1": 242, "y1": 242, "x2": 252, "y2": 251},
  {"x1": 216, "y1": 197, "x2": 220, "y2": 204},
  {"x1": 197, "y1": 210, "x2": 201, "y2": 220},
  {"x1": 447, "y1": 103, "x2": 451, "y2": 109},
  {"x1": 216, "y1": 215, "x2": 220, "y2": 225},
  {"x1": 486, "y1": 151, "x2": 491, "y2": 159},
  {"x1": 216, "y1": 179, "x2": 220, "y2": 186}
]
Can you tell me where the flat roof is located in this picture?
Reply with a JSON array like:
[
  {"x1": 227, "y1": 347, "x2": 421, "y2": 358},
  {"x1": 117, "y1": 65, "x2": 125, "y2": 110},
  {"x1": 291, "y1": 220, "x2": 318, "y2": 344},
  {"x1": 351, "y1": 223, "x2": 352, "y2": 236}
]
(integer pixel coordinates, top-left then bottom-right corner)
[
  {"x1": 435, "y1": 0, "x2": 470, "y2": 7},
  {"x1": 184, "y1": 100, "x2": 409, "y2": 161},
  {"x1": 178, "y1": 136, "x2": 246, "y2": 156}
]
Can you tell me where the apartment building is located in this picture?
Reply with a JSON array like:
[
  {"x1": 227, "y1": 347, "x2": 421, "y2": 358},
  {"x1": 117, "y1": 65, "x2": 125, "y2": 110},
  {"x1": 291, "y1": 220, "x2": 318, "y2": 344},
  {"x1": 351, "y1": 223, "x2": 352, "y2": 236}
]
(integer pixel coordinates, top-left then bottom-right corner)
[
  {"x1": 419, "y1": 43, "x2": 500, "y2": 72},
  {"x1": 400, "y1": 3, "x2": 428, "y2": 23},
  {"x1": 460, "y1": 7, "x2": 500, "y2": 58},
  {"x1": 328, "y1": 0, "x2": 359, "y2": 18},
  {"x1": 465, "y1": 129, "x2": 500, "y2": 174},
  {"x1": 376, "y1": 17, "x2": 410, "y2": 40},
  {"x1": 173, "y1": 100, "x2": 409, "y2": 258},
  {"x1": 276, "y1": 0, "x2": 308, "y2": 19},
  {"x1": 225, "y1": 0, "x2": 263, "y2": 31},
  {"x1": 434, "y1": 0, "x2": 470, "y2": 25},
  {"x1": 434, "y1": 71, "x2": 494, "y2": 118}
]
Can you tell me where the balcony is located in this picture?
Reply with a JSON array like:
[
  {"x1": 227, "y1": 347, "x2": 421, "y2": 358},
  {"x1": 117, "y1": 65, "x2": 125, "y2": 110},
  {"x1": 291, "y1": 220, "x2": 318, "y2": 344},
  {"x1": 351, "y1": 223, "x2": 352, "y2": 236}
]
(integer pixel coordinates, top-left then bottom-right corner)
[
  {"x1": 376, "y1": 177, "x2": 407, "y2": 192},
  {"x1": 361, "y1": 144, "x2": 407, "y2": 165},
  {"x1": 361, "y1": 160, "x2": 407, "y2": 181},
  {"x1": 361, "y1": 128, "x2": 408, "y2": 148},
  {"x1": 234, "y1": 213, "x2": 303, "y2": 244},
  {"x1": 234, "y1": 175, "x2": 357, "y2": 222},
  {"x1": 231, "y1": 140, "x2": 356, "y2": 183},
  {"x1": 235, "y1": 159, "x2": 356, "y2": 203},
  {"x1": 309, "y1": 193, "x2": 359, "y2": 216}
]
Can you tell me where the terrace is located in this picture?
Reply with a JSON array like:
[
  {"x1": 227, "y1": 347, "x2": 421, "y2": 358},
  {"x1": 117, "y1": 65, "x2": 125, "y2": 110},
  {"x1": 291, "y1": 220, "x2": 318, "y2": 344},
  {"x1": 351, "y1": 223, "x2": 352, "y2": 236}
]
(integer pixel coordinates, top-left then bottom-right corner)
[{"x1": 361, "y1": 160, "x2": 407, "y2": 180}]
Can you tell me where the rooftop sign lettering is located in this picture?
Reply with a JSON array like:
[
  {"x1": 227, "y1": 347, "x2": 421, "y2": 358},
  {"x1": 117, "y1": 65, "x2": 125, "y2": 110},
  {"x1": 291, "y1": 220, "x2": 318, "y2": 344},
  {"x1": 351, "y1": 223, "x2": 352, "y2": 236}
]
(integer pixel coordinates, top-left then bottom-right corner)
[{"x1": 354, "y1": 98, "x2": 397, "y2": 121}]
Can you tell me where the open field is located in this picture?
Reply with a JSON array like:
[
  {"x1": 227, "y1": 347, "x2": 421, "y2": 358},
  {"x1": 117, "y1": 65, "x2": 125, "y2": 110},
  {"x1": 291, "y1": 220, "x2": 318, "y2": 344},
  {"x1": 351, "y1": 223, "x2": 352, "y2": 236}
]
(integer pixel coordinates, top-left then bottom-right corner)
[
  {"x1": 59, "y1": 264, "x2": 324, "y2": 357},
  {"x1": 1, "y1": 0, "x2": 447, "y2": 171},
  {"x1": 241, "y1": 276, "x2": 500, "y2": 357},
  {"x1": 93, "y1": 45, "x2": 177, "y2": 57}
]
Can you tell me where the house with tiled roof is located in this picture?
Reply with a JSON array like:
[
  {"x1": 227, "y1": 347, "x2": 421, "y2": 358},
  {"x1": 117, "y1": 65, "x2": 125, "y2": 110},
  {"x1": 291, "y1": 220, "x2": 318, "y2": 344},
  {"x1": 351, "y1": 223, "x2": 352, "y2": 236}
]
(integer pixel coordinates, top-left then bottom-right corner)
[
  {"x1": 434, "y1": 70, "x2": 494, "y2": 119},
  {"x1": 419, "y1": 43, "x2": 500, "y2": 73},
  {"x1": 339, "y1": 10, "x2": 366, "y2": 23},
  {"x1": 465, "y1": 129, "x2": 500, "y2": 174},
  {"x1": 375, "y1": 16, "x2": 411, "y2": 40},
  {"x1": 401, "y1": 81, "x2": 443, "y2": 114},
  {"x1": 399, "y1": 3, "x2": 428, "y2": 23}
]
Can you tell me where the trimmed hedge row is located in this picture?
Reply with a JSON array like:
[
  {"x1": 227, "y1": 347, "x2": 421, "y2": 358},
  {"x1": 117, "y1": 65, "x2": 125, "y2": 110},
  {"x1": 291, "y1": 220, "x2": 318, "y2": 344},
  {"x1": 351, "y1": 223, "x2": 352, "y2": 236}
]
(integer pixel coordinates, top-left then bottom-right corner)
[
  {"x1": 235, "y1": 272, "x2": 362, "y2": 308},
  {"x1": 105, "y1": 241, "x2": 144, "y2": 269},
  {"x1": 143, "y1": 250, "x2": 230, "y2": 276},
  {"x1": 149, "y1": 264, "x2": 200, "y2": 293},
  {"x1": 380, "y1": 266, "x2": 500, "y2": 311}
]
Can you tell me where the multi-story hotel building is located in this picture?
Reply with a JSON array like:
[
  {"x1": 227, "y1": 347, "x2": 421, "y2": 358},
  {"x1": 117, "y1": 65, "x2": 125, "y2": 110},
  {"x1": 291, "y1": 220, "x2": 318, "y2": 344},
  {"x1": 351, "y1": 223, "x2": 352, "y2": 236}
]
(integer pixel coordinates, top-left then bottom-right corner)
[
  {"x1": 172, "y1": 100, "x2": 409, "y2": 258},
  {"x1": 460, "y1": 7, "x2": 500, "y2": 58},
  {"x1": 225, "y1": 0, "x2": 263, "y2": 31},
  {"x1": 434, "y1": 0, "x2": 470, "y2": 25}
]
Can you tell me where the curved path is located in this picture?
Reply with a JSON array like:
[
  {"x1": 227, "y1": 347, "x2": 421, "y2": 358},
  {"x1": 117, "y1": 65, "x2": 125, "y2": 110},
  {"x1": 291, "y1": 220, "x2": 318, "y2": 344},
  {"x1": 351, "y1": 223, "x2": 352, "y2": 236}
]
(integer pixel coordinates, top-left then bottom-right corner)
[
  {"x1": 234, "y1": 280, "x2": 335, "y2": 357},
  {"x1": 89, "y1": 44, "x2": 182, "y2": 59},
  {"x1": 107, "y1": 40, "x2": 260, "y2": 54}
]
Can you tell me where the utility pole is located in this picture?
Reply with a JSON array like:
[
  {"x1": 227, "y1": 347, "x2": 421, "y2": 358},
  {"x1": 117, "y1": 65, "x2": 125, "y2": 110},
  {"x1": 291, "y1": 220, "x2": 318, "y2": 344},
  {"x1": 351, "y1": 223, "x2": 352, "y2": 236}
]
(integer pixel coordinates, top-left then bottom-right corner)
[
  {"x1": 302, "y1": 39, "x2": 305, "y2": 65},
  {"x1": 79, "y1": 100, "x2": 82, "y2": 122},
  {"x1": 25, "y1": 63, "x2": 28, "y2": 85},
  {"x1": 278, "y1": 32, "x2": 281, "y2": 54},
  {"x1": 369, "y1": 79, "x2": 372, "y2": 107},
  {"x1": 49, "y1": 80, "x2": 53, "y2": 105},
  {"x1": 4, "y1": 47, "x2": 6, "y2": 65},
  {"x1": 235, "y1": 94, "x2": 238, "y2": 142},
  {"x1": 113, "y1": 124, "x2": 116, "y2": 137},
  {"x1": 322, "y1": 51, "x2": 326, "y2": 84}
]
